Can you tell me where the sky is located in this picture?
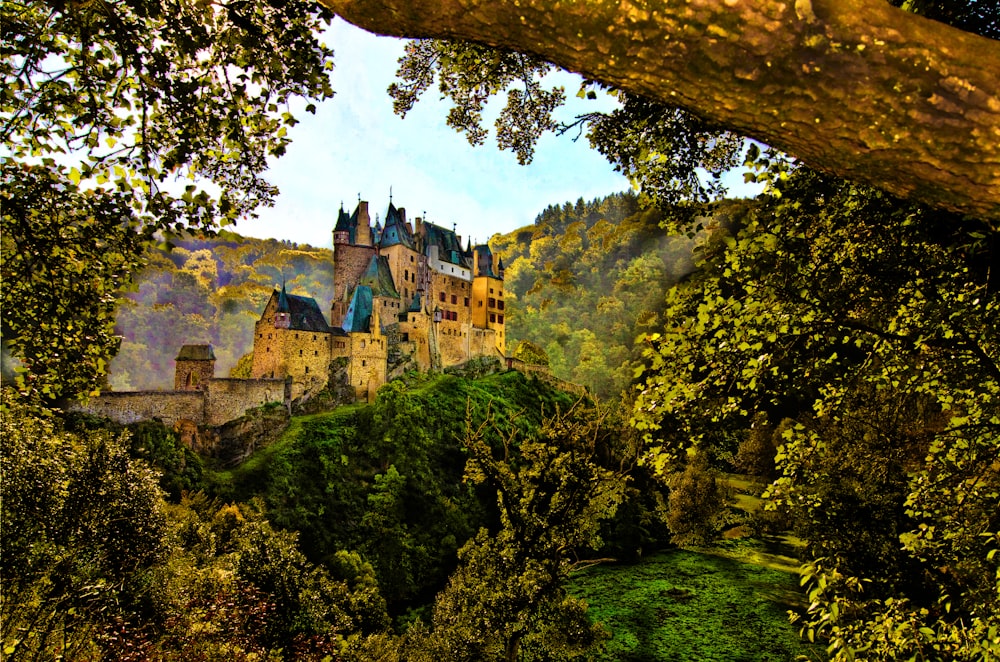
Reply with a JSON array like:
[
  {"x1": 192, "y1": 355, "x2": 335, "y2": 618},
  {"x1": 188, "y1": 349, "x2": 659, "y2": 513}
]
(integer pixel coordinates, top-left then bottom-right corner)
[{"x1": 232, "y1": 18, "x2": 756, "y2": 248}]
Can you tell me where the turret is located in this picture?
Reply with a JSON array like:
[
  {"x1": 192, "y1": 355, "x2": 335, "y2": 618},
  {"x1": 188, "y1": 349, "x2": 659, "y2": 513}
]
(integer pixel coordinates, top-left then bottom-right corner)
[
  {"x1": 333, "y1": 203, "x2": 351, "y2": 246},
  {"x1": 275, "y1": 284, "x2": 291, "y2": 329}
]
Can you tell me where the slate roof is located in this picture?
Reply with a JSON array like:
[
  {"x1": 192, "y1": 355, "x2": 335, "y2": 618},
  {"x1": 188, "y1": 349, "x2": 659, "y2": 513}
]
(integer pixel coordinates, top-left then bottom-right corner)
[
  {"x1": 335, "y1": 203, "x2": 367, "y2": 244},
  {"x1": 407, "y1": 291, "x2": 423, "y2": 313},
  {"x1": 423, "y1": 221, "x2": 470, "y2": 267},
  {"x1": 473, "y1": 244, "x2": 504, "y2": 279},
  {"x1": 358, "y1": 255, "x2": 400, "y2": 298},
  {"x1": 378, "y1": 202, "x2": 415, "y2": 250},
  {"x1": 341, "y1": 285, "x2": 374, "y2": 333},
  {"x1": 273, "y1": 286, "x2": 332, "y2": 333},
  {"x1": 176, "y1": 344, "x2": 216, "y2": 361}
]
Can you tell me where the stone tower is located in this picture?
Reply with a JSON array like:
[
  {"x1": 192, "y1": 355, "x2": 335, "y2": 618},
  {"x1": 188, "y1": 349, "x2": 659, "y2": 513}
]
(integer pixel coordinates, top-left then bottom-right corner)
[{"x1": 175, "y1": 344, "x2": 216, "y2": 391}]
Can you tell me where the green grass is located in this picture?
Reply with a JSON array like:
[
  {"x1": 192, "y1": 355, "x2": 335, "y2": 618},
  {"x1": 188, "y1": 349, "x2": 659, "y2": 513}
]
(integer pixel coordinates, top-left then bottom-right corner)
[
  {"x1": 205, "y1": 402, "x2": 365, "y2": 491},
  {"x1": 570, "y1": 546, "x2": 825, "y2": 662}
]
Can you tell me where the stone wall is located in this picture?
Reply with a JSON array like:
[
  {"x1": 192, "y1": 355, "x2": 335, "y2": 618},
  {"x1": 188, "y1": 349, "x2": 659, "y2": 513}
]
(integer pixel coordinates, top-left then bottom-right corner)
[
  {"x1": 347, "y1": 330, "x2": 388, "y2": 400},
  {"x1": 204, "y1": 378, "x2": 287, "y2": 426},
  {"x1": 76, "y1": 378, "x2": 288, "y2": 428},
  {"x1": 74, "y1": 391, "x2": 206, "y2": 427},
  {"x1": 175, "y1": 359, "x2": 215, "y2": 391}
]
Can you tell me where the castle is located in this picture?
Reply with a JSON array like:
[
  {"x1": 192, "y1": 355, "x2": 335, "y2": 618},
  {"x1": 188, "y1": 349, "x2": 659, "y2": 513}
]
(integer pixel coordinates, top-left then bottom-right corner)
[
  {"x1": 75, "y1": 198, "x2": 508, "y2": 434},
  {"x1": 246, "y1": 198, "x2": 506, "y2": 401}
]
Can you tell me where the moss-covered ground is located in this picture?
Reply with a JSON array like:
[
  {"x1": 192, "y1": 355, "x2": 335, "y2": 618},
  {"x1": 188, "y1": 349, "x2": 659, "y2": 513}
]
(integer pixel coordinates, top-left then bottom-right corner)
[{"x1": 570, "y1": 543, "x2": 825, "y2": 661}]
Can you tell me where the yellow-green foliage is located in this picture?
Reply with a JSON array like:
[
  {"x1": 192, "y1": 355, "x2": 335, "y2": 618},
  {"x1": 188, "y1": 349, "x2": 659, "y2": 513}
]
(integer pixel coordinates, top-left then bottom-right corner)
[
  {"x1": 511, "y1": 339, "x2": 549, "y2": 366},
  {"x1": 492, "y1": 192, "x2": 750, "y2": 399}
]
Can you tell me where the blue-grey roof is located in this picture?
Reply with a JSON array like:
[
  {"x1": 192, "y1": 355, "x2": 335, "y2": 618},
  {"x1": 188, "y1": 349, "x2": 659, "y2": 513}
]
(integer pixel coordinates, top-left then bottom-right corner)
[
  {"x1": 176, "y1": 344, "x2": 216, "y2": 361},
  {"x1": 473, "y1": 244, "x2": 502, "y2": 279},
  {"x1": 423, "y1": 221, "x2": 470, "y2": 267},
  {"x1": 341, "y1": 285, "x2": 374, "y2": 333},
  {"x1": 358, "y1": 255, "x2": 400, "y2": 298},
  {"x1": 272, "y1": 286, "x2": 331, "y2": 333},
  {"x1": 379, "y1": 202, "x2": 415, "y2": 250}
]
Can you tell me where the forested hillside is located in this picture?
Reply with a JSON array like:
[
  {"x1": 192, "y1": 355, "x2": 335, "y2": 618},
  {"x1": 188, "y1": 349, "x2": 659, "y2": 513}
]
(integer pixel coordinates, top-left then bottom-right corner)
[
  {"x1": 109, "y1": 234, "x2": 334, "y2": 390},
  {"x1": 494, "y1": 192, "x2": 751, "y2": 399},
  {"x1": 2, "y1": 371, "x2": 681, "y2": 658}
]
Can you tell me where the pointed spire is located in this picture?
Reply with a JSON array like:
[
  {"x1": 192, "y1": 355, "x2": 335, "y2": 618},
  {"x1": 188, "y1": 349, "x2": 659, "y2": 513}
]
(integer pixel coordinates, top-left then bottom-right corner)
[{"x1": 277, "y1": 281, "x2": 291, "y2": 312}]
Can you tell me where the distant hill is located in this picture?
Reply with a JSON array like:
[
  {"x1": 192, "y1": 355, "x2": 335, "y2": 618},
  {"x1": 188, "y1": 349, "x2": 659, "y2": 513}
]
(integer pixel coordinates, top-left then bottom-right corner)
[
  {"x1": 493, "y1": 191, "x2": 752, "y2": 399},
  {"x1": 109, "y1": 233, "x2": 333, "y2": 390}
]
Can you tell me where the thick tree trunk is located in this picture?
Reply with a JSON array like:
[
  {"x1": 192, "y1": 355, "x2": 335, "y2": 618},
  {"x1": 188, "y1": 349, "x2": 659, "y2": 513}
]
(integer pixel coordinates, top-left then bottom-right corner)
[{"x1": 320, "y1": 0, "x2": 1000, "y2": 221}]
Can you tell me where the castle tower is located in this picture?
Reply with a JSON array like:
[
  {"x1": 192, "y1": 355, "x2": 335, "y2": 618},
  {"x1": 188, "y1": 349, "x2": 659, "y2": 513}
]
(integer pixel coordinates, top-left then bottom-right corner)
[
  {"x1": 471, "y1": 243, "x2": 506, "y2": 356},
  {"x1": 175, "y1": 344, "x2": 216, "y2": 391},
  {"x1": 378, "y1": 201, "x2": 422, "y2": 306},
  {"x1": 332, "y1": 200, "x2": 377, "y2": 327}
]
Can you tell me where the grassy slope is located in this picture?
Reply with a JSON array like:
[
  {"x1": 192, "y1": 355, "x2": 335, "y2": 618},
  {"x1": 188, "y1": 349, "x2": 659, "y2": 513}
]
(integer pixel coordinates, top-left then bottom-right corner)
[{"x1": 571, "y1": 543, "x2": 824, "y2": 662}]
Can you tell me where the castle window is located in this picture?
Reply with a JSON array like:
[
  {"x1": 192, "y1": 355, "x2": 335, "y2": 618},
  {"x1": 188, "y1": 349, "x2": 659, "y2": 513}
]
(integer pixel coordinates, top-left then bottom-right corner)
[
  {"x1": 295, "y1": 333, "x2": 299, "y2": 339},
  {"x1": 299, "y1": 349, "x2": 303, "y2": 356},
  {"x1": 259, "y1": 333, "x2": 262, "y2": 338},
  {"x1": 361, "y1": 340, "x2": 366, "y2": 349},
  {"x1": 490, "y1": 288, "x2": 494, "y2": 294},
  {"x1": 362, "y1": 360, "x2": 366, "y2": 367},
  {"x1": 266, "y1": 347, "x2": 270, "y2": 352},
  {"x1": 489, "y1": 298, "x2": 496, "y2": 307},
  {"x1": 498, "y1": 301, "x2": 505, "y2": 310},
  {"x1": 268, "y1": 333, "x2": 272, "y2": 339},
  {"x1": 314, "y1": 350, "x2": 318, "y2": 356},
  {"x1": 451, "y1": 294, "x2": 457, "y2": 304},
  {"x1": 498, "y1": 315, "x2": 504, "y2": 324},
  {"x1": 490, "y1": 313, "x2": 496, "y2": 323},
  {"x1": 464, "y1": 297, "x2": 469, "y2": 306},
  {"x1": 313, "y1": 335, "x2": 317, "y2": 341},
  {"x1": 410, "y1": 255, "x2": 414, "y2": 262},
  {"x1": 478, "y1": 301, "x2": 483, "y2": 307},
  {"x1": 404, "y1": 269, "x2": 409, "y2": 280},
  {"x1": 305, "y1": 366, "x2": 309, "y2": 374},
  {"x1": 439, "y1": 292, "x2": 445, "y2": 302}
]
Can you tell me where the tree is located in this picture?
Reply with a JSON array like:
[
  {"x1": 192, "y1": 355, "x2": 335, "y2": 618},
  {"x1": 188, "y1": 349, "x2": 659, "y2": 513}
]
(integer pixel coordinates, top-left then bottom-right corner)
[
  {"x1": 631, "y1": 162, "x2": 999, "y2": 659},
  {"x1": 400, "y1": 404, "x2": 628, "y2": 661},
  {"x1": 1, "y1": 395, "x2": 167, "y2": 659},
  {"x1": 324, "y1": 0, "x2": 999, "y2": 219},
  {"x1": 1, "y1": 0, "x2": 334, "y2": 400}
]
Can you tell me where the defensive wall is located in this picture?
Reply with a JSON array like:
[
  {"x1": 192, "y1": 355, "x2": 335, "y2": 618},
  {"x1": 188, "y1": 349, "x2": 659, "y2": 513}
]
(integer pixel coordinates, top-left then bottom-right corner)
[
  {"x1": 505, "y1": 357, "x2": 589, "y2": 399},
  {"x1": 76, "y1": 377, "x2": 288, "y2": 427}
]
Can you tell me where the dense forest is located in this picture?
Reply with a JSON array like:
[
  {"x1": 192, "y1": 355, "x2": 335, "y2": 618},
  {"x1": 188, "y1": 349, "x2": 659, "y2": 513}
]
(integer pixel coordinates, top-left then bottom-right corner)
[{"x1": 495, "y1": 192, "x2": 751, "y2": 399}]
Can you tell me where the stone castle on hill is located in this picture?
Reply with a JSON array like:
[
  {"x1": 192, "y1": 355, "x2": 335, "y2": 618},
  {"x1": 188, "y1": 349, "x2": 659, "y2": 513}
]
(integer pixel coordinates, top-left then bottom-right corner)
[
  {"x1": 77, "y1": 199, "x2": 509, "y2": 433},
  {"x1": 250, "y1": 199, "x2": 507, "y2": 399}
]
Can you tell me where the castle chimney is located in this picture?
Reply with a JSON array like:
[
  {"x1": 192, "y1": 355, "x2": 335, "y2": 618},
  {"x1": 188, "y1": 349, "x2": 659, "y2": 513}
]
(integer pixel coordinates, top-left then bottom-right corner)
[
  {"x1": 473, "y1": 246, "x2": 480, "y2": 276},
  {"x1": 357, "y1": 201, "x2": 372, "y2": 246}
]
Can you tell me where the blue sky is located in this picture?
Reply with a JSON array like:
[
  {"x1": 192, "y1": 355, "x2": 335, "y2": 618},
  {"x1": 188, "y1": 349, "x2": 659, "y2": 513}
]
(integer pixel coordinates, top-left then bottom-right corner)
[{"x1": 232, "y1": 18, "x2": 755, "y2": 248}]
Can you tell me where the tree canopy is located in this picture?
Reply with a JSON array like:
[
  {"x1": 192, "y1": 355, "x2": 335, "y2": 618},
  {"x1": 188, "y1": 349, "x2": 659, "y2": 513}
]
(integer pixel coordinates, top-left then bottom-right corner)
[{"x1": 324, "y1": 0, "x2": 1000, "y2": 220}]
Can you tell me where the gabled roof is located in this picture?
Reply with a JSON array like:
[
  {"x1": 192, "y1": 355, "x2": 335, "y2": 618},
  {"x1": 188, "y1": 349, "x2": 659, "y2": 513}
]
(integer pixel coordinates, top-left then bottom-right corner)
[
  {"x1": 341, "y1": 285, "x2": 374, "y2": 333},
  {"x1": 378, "y1": 201, "x2": 415, "y2": 250},
  {"x1": 423, "y1": 221, "x2": 470, "y2": 267},
  {"x1": 176, "y1": 344, "x2": 216, "y2": 361},
  {"x1": 473, "y1": 244, "x2": 502, "y2": 279},
  {"x1": 358, "y1": 255, "x2": 400, "y2": 298},
  {"x1": 407, "y1": 291, "x2": 423, "y2": 313},
  {"x1": 271, "y1": 286, "x2": 331, "y2": 333}
]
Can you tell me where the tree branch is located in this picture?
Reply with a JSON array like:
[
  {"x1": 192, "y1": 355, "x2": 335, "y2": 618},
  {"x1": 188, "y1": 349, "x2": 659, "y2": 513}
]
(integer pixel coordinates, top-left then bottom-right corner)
[{"x1": 321, "y1": 0, "x2": 1000, "y2": 221}]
